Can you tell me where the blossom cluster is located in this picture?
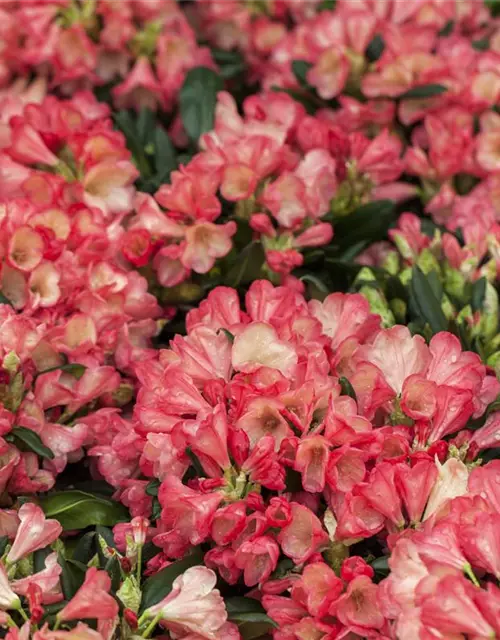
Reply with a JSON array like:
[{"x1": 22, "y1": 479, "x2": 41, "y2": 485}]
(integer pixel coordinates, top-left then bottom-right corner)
[{"x1": 1, "y1": 0, "x2": 500, "y2": 639}]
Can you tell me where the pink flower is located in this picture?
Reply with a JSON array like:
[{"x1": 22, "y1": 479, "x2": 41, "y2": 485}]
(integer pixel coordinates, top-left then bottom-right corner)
[
  {"x1": 234, "y1": 536, "x2": 280, "y2": 586},
  {"x1": 278, "y1": 503, "x2": 328, "y2": 565},
  {"x1": 419, "y1": 575, "x2": 495, "y2": 637},
  {"x1": 11, "y1": 553, "x2": 62, "y2": 605},
  {"x1": 423, "y1": 458, "x2": 468, "y2": 521},
  {"x1": 181, "y1": 222, "x2": 236, "y2": 274},
  {"x1": 7, "y1": 503, "x2": 62, "y2": 564},
  {"x1": 232, "y1": 322, "x2": 298, "y2": 377},
  {"x1": 355, "y1": 325, "x2": 430, "y2": 395},
  {"x1": 335, "y1": 576, "x2": 384, "y2": 629},
  {"x1": 57, "y1": 568, "x2": 118, "y2": 622},
  {"x1": 0, "y1": 562, "x2": 20, "y2": 610},
  {"x1": 144, "y1": 566, "x2": 228, "y2": 639}
]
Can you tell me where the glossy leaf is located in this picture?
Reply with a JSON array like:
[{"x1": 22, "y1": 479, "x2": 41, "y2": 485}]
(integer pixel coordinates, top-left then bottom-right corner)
[
  {"x1": 8, "y1": 427, "x2": 54, "y2": 460},
  {"x1": 180, "y1": 67, "x2": 224, "y2": 143},
  {"x1": 409, "y1": 267, "x2": 448, "y2": 334},
  {"x1": 40, "y1": 491, "x2": 129, "y2": 530},
  {"x1": 400, "y1": 84, "x2": 447, "y2": 99}
]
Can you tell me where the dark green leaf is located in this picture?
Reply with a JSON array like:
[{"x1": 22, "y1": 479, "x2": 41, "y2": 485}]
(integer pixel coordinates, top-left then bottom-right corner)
[
  {"x1": 137, "y1": 109, "x2": 156, "y2": 145},
  {"x1": 58, "y1": 553, "x2": 85, "y2": 600},
  {"x1": 154, "y1": 127, "x2": 177, "y2": 185},
  {"x1": 410, "y1": 267, "x2": 448, "y2": 334},
  {"x1": 95, "y1": 525, "x2": 117, "y2": 549},
  {"x1": 0, "y1": 292, "x2": 13, "y2": 307},
  {"x1": 299, "y1": 274, "x2": 329, "y2": 293},
  {"x1": 339, "y1": 376, "x2": 357, "y2": 401},
  {"x1": 34, "y1": 547, "x2": 52, "y2": 573},
  {"x1": 39, "y1": 363, "x2": 87, "y2": 379},
  {"x1": 472, "y1": 277, "x2": 487, "y2": 312},
  {"x1": 9, "y1": 427, "x2": 54, "y2": 460},
  {"x1": 72, "y1": 532, "x2": 96, "y2": 564},
  {"x1": 113, "y1": 111, "x2": 142, "y2": 158},
  {"x1": 370, "y1": 555, "x2": 390, "y2": 576},
  {"x1": 472, "y1": 37, "x2": 489, "y2": 50},
  {"x1": 439, "y1": 20, "x2": 454, "y2": 36},
  {"x1": 291, "y1": 60, "x2": 312, "y2": 87},
  {"x1": 105, "y1": 555, "x2": 121, "y2": 592},
  {"x1": 400, "y1": 84, "x2": 447, "y2": 99},
  {"x1": 211, "y1": 49, "x2": 246, "y2": 79},
  {"x1": 332, "y1": 200, "x2": 396, "y2": 250},
  {"x1": 145, "y1": 479, "x2": 160, "y2": 497},
  {"x1": 40, "y1": 491, "x2": 129, "y2": 530},
  {"x1": 140, "y1": 548, "x2": 204, "y2": 612},
  {"x1": 180, "y1": 67, "x2": 224, "y2": 144},
  {"x1": 486, "y1": 0, "x2": 500, "y2": 17},
  {"x1": 318, "y1": 0, "x2": 336, "y2": 10},
  {"x1": 0, "y1": 536, "x2": 9, "y2": 557},
  {"x1": 224, "y1": 242, "x2": 265, "y2": 288},
  {"x1": 226, "y1": 598, "x2": 277, "y2": 637},
  {"x1": 365, "y1": 34, "x2": 385, "y2": 62}
]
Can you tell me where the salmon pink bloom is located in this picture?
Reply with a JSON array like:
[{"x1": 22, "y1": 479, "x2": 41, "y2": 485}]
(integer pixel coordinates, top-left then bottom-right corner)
[
  {"x1": 0, "y1": 562, "x2": 20, "y2": 611},
  {"x1": 7, "y1": 503, "x2": 61, "y2": 564},
  {"x1": 234, "y1": 536, "x2": 280, "y2": 586},
  {"x1": 232, "y1": 322, "x2": 298, "y2": 377},
  {"x1": 144, "y1": 566, "x2": 227, "y2": 639},
  {"x1": 336, "y1": 576, "x2": 384, "y2": 630},
  {"x1": 278, "y1": 503, "x2": 328, "y2": 565},
  {"x1": 57, "y1": 568, "x2": 118, "y2": 622}
]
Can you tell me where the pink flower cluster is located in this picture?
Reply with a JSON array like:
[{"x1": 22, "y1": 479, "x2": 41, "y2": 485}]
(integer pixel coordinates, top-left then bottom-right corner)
[
  {"x1": 124, "y1": 88, "x2": 409, "y2": 283},
  {"x1": 90, "y1": 279, "x2": 500, "y2": 638},
  {"x1": 0, "y1": 0, "x2": 214, "y2": 113}
]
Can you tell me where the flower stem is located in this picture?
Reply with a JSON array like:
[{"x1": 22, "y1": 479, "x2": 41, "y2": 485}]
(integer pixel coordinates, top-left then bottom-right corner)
[
  {"x1": 136, "y1": 545, "x2": 143, "y2": 584},
  {"x1": 142, "y1": 612, "x2": 162, "y2": 639}
]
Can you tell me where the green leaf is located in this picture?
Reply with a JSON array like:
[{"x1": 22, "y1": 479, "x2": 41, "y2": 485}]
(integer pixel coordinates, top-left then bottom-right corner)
[
  {"x1": 145, "y1": 479, "x2": 160, "y2": 497},
  {"x1": 113, "y1": 111, "x2": 142, "y2": 159},
  {"x1": 370, "y1": 555, "x2": 390, "y2": 576},
  {"x1": 211, "y1": 49, "x2": 246, "y2": 79},
  {"x1": 0, "y1": 536, "x2": 9, "y2": 557},
  {"x1": 318, "y1": 0, "x2": 336, "y2": 10},
  {"x1": 332, "y1": 200, "x2": 396, "y2": 251},
  {"x1": 154, "y1": 127, "x2": 177, "y2": 185},
  {"x1": 224, "y1": 242, "x2": 265, "y2": 288},
  {"x1": 34, "y1": 547, "x2": 52, "y2": 573},
  {"x1": 410, "y1": 267, "x2": 448, "y2": 334},
  {"x1": 291, "y1": 60, "x2": 312, "y2": 87},
  {"x1": 137, "y1": 108, "x2": 156, "y2": 145},
  {"x1": 365, "y1": 34, "x2": 385, "y2": 62},
  {"x1": 72, "y1": 532, "x2": 96, "y2": 564},
  {"x1": 140, "y1": 548, "x2": 204, "y2": 612},
  {"x1": 472, "y1": 277, "x2": 487, "y2": 311},
  {"x1": 105, "y1": 555, "x2": 121, "y2": 593},
  {"x1": 299, "y1": 274, "x2": 329, "y2": 293},
  {"x1": 58, "y1": 553, "x2": 86, "y2": 600},
  {"x1": 400, "y1": 84, "x2": 447, "y2": 99},
  {"x1": 180, "y1": 67, "x2": 224, "y2": 144},
  {"x1": 439, "y1": 20, "x2": 454, "y2": 36},
  {"x1": 0, "y1": 292, "x2": 13, "y2": 307},
  {"x1": 226, "y1": 598, "x2": 277, "y2": 637},
  {"x1": 39, "y1": 491, "x2": 129, "y2": 530},
  {"x1": 339, "y1": 376, "x2": 357, "y2": 401},
  {"x1": 472, "y1": 37, "x2": 489, "y2": 51},
  {"x1": 39, "y1": 363, "x2": 87, "y2": 379},
  {"x1": 8, "y1": 427, "x2": 54, "y2": 460}
]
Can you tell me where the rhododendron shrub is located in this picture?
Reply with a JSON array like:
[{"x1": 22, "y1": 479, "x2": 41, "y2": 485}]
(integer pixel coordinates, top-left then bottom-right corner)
[{"x1": 2, "y1": 0, "x2": 500, "y2": 639}]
